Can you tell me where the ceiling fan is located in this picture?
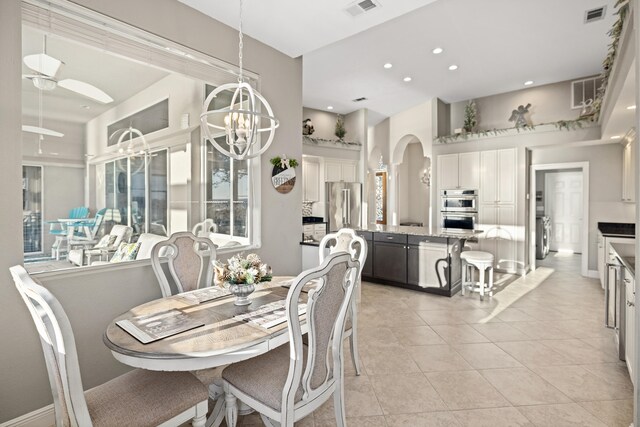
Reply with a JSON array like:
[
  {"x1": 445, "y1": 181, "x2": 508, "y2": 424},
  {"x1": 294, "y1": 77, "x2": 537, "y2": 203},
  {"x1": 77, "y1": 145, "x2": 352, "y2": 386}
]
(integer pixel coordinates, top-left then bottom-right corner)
[{"x1": 23, "y1": 36, "x2": 114, "y2": 104}]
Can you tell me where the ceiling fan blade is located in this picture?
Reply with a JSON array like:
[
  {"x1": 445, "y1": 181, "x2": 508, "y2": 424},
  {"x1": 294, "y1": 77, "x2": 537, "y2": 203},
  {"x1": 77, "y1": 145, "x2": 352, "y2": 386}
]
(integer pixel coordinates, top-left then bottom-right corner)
[
  {"x1": 23, "y1": 53, "x2": 63, "y2": 78},
  {"x1": 22, "y1": 125, "x2": 64, "y2": 138},
  {"x1": 58, "y1": 79, "x2": 114, "y2": 104}
]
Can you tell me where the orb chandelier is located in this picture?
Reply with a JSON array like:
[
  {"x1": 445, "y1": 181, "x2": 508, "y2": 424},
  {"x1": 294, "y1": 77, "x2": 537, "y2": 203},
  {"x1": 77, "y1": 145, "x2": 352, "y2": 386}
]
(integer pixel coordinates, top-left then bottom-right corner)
[
  {"x1": 116, "y1": 126, "x2": 149, "y2": 155},
  {"x1": 200, "y1": 0, "x2": 279, "y2": 160}
]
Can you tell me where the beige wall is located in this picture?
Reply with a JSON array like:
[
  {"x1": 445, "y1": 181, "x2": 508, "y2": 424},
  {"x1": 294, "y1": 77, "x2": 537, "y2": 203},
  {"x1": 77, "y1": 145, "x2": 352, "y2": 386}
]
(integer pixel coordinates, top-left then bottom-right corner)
[
  {"x1": 0, "y1": 0, "x2": 302, "y2": 421},
  {"x1": 397, "y1": 142, "x2": 429, "y2": 226},
  {"x1": 531, "y1": 143, "x2": 635, "y2": 269},
  {"x1": 450, "y1": 78, "x2": 589, "y2": 131}
]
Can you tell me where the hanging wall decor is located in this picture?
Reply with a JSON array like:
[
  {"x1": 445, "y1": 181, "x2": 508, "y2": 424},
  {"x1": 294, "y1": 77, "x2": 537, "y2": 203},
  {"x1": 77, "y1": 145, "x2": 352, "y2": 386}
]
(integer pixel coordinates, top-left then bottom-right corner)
[{"x1": 270, "y1": 155, "x2": 299, "y2": 194}]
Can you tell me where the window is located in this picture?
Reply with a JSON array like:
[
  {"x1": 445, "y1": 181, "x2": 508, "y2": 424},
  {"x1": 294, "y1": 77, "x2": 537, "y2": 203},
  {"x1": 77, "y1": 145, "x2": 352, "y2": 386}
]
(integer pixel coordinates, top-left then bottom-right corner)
[
  {"x1": 23, "y1": 166, "x2": 43, "y2": 254},
  {"x1": 107, "y1": 99, "x2": 169, "y2": 146},
  {"x1": 375, "y1": 171, "x2": 387, "y2": 225},
  {"x1": 104, "y1": 150, "x2": 168, "y2": 236},
  {"x1": 205, "y1": 138, "x2": 250, "y2": 244}
]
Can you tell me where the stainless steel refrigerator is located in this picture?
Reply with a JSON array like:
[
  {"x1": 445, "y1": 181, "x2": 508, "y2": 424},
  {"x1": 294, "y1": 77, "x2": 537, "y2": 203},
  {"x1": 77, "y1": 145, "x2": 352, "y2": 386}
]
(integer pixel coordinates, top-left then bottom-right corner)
[{"x1": 326, "y1": 182, "x2": 362, "y2": 231}]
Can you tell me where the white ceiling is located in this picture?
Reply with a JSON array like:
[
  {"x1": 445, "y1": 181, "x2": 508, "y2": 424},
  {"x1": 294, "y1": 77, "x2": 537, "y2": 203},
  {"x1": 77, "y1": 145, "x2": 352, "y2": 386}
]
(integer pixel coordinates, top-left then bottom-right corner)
[
  {"x1": 177, "y1": 0, "x2": 438, "y2": 58},
  {"x1": 179, "y1": 0, "x2": 617, "y2": 122},
  {"x1": 22, "y1": 27, "x2": 169, "y2": 124}
]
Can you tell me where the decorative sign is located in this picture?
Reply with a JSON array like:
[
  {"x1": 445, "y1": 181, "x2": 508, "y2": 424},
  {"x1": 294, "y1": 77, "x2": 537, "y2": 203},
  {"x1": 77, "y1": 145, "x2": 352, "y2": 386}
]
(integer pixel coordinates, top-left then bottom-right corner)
[{"x1": 271, "y1": 165, "x2": 296, "y2": 194}]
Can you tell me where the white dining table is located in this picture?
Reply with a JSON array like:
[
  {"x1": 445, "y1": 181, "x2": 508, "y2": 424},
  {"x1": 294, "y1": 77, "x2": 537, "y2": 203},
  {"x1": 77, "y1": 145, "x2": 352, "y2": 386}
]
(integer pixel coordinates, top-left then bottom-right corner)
[{"x1": 103, "y1": 276, "x2": 307, "y2": 426}]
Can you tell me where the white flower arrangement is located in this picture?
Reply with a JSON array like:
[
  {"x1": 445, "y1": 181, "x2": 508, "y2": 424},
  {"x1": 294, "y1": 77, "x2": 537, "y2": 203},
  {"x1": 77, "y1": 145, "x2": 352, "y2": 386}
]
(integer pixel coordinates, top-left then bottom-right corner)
[{"x1": 214, "y1": 253, "x2": 272, "y2": 286}]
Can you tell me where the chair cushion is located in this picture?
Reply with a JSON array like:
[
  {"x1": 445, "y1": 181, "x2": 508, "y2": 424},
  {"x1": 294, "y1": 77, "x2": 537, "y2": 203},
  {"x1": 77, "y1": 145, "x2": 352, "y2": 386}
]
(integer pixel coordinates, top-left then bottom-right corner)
[
  {"x1": 222, "y1": 344, "x2": 307, "y2": 411},
  {"x1": 85, "y1": 369, "x2": 207, "y2": 427},
  {"x1": 67, "y1": 250, "x2": 84, "y2": 266},
  {"x1": 95, "y1": 234, "x2": 117, "y2": 249},
  {"x1": 110, "y1": 242, "x2": 140, "y2": 262}
]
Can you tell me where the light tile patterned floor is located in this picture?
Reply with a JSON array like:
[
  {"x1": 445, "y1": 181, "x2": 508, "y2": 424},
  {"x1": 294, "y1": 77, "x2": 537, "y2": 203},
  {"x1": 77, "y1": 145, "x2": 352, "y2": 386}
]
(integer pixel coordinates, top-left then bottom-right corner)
[{"x1": 231, "y1": 254, "x2": 634, "y2": 426}]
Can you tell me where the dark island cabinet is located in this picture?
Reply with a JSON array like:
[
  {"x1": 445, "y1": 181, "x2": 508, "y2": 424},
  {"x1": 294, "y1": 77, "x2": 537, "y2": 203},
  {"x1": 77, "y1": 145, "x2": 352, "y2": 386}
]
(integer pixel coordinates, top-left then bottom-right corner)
[
  {"x1": 363, "y1": 239, "x2": 374, "y2": 277},
  {"x1": 372, "y1": 241, "x2": 407, "y2": 283},
  {"x1": 406, "y1": 244, "x2": 420, "y2": 286}
]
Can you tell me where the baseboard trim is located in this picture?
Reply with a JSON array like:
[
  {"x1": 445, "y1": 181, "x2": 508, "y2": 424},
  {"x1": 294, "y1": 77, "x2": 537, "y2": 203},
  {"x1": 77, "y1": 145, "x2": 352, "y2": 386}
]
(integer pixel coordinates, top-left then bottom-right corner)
[
  {"x1": 586, "y1": 270, "x2": 599, "y2": 279},
  {"x1": 0, "y1": 404, "x2": 54, "y2": 427}
]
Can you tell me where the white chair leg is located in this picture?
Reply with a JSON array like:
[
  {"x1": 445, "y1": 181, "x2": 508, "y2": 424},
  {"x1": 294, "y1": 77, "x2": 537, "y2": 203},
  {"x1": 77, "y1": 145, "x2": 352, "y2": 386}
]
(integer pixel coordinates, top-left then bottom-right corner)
[
  {"x1": 224, "y1": 391, "x2": 238, "y2": 427},
  {"x1": 478, "y1": 267, "x2": 485, "y2": 301},
  {"x1": 349, "y1": 307, "x2": 361, "y2": 375},
  {"x1": 192, "y1": 401, "x2": 208, "y2": 427},
  {"x1": 334, "y1": 376, "x2": 347, "y2": 427}
]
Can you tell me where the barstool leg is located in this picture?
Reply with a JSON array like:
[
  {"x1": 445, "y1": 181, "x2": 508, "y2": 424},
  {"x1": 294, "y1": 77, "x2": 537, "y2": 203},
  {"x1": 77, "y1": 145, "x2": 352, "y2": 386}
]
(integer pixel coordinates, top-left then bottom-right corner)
[
  {"x1": 479, "y1": 267, "x2": 485, "y2": 301},
  {"x1": 488, "y1": 267, "x2": 494, "y2": 297},
  {"x1": 461, "y1": 260, "x2": 467, "y2": 296}
]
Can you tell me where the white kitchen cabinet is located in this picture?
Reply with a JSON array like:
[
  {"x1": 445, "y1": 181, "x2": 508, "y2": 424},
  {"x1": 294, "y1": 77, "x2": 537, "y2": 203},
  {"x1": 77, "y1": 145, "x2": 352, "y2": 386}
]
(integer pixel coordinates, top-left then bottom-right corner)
[
  {"x1": 437, "y1": 152, "x2": 479, "y2": 190},
  {"x1": 625, "y1": 269, "x2": 635, "y2": 385},
  {"x1": 458, "y1": 152, "x2": 480, "y2": 189},
  {"x1": 480, "y1": 148, "x2": 516, "y2": 204},
  {"x1": 325, "y1": 159, "x2": 357, "y2": 182},
  {"x1": 597, "y1": 231, "x2": 605, "y2": 288},
  {"x1": 302, "y1": 159, "x2": 320, "y2": 202},
  {"x1": 478, "y1": 148, "x2": 517, "y2": 272},
  {"x1": 622, "y1": 137, "x2": 636, "y2": 203}
]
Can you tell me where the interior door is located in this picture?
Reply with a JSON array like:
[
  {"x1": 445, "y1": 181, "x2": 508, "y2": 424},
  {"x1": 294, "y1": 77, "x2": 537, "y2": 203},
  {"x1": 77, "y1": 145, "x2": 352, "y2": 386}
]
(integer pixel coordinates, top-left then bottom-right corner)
[{"x1": 545, "y1": 171, "x2": 583, "y2": 253}]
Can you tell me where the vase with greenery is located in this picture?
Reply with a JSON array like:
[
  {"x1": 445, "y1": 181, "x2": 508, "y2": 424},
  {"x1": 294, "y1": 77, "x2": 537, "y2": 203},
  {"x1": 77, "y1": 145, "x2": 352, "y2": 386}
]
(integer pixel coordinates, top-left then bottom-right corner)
[
  {"x1": 463, "y1": 100, "x2": 478, "y2": 133},
  {"x1": 214, "y1": 253, "x2": 272, "y2": 306},
  {"x1": 335, "y1": 115, "x2": 347, "y2": 141}
]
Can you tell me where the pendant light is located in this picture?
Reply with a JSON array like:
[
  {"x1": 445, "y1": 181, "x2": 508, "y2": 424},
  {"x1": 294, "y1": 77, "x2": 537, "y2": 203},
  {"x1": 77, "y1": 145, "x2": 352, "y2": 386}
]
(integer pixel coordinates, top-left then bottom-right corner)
[
  {"x1": 116, "y1": 126, "x2": 149, "y2": 156},
  {"x1": 200, "y1": 0, "x2": 279, "y2": 160}
]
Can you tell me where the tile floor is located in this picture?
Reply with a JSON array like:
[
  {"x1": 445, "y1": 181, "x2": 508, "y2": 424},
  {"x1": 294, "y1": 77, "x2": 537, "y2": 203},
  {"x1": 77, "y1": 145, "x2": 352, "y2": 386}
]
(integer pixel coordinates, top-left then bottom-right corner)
[{"x1": 232, "y1": 253, "x2": 634, "y2": 426}]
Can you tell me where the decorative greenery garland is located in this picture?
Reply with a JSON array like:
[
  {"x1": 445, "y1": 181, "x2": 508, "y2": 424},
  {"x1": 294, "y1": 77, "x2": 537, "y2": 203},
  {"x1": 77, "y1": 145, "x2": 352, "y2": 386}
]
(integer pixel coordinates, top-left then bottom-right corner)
[
  {"x1": 269, "y1": 156, "x2": 299, "y2": 169},
  {"x1": 436, "y1": 0, "x2": 629, "y2": 144}
]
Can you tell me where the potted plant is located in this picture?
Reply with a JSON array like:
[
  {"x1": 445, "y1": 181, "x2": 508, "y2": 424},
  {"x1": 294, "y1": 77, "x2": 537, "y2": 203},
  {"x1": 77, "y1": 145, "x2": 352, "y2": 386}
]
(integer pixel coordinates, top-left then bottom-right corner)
[{"x1": 214, "y1": 253, "x2": 272, "y2": 306}]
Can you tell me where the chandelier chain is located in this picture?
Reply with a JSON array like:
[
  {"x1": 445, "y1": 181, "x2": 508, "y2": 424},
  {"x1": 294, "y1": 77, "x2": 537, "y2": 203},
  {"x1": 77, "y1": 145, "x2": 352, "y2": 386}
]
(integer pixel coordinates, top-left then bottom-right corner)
[{"x1": 238, "y1": 0, "x2": 244, "y2": 83}]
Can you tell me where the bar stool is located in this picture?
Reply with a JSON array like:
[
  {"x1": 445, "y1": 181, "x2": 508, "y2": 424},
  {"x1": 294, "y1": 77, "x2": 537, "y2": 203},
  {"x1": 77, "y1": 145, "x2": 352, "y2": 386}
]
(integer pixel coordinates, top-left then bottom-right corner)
[{"x1": 460, "y1": 251, "x2": 494, "y2": 301}]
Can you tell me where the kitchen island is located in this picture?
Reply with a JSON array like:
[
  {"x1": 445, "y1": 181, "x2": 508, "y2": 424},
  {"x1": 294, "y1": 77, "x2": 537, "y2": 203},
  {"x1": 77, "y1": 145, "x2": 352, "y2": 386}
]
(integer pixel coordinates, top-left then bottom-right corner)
[
  {"x1": 300, "y1": 225, "x2": 480, "y2": 297},
  {"x1": 354, "y1": 225, "x2": 479, "y2": 297}
]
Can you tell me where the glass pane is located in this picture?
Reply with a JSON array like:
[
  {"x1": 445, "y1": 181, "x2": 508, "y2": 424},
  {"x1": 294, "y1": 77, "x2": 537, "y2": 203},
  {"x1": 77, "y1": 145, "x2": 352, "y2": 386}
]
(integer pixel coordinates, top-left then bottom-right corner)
[
  {"x1": 375, "y1": 174, "x2": 384, "y2": 222},
  {"x1": 23, "y1": 166, "x2": 42, "y2": 254},
  {"x1": 234, "y1": 158, "x2": 249, "y2": 237},
  {"x1": 207, "y1": 139, "x2": 232, "y2": 234},
  {"x1": 149, "y1": 150, "x2": 168, "y2": 236},
  {"x1": 114, "y1": 158, "x2": 128, "y2": 225},
  {"x1": 105, "y1": 161, "x2": 115, "y2": 209},
  {"x1": 130, "y1": 155, "x2": 146, "y2": 236}
]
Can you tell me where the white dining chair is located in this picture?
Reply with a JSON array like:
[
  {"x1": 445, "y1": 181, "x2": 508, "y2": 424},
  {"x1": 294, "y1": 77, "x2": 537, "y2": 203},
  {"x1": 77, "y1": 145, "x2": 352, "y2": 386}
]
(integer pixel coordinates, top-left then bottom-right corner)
[
  {"x1": 150, "y1": 231, "x2": 217, "y2": 297},
  {"x1": 221, "y1": 252, "x2": 360, "y2": 427},
  {"x1": 9, "y1": 265, "x2": 209, "y2": 427},
  {"x1": 319, "y1": 228, "x2": 367, "y2": 376}
]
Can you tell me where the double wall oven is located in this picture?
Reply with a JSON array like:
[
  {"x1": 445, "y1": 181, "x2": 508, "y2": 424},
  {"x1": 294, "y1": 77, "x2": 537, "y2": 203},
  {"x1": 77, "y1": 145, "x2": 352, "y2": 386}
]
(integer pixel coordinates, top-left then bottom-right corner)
[{"x1": 441, "y1": 189, "x2": 477, "y2": 231}]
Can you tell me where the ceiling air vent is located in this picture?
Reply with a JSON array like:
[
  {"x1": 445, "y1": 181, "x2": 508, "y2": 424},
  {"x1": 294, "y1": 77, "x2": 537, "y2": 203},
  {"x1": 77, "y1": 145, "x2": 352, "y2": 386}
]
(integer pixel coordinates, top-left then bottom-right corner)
[
  {"x1": 584, "y1": 6, "x2": 606, "y2": 23},
  {"x1": 352, "y1": 97, "x2": 368, "y2": 102},
  {"x1": 345, "y1": 0, "x2": 381, "y2": 17}
]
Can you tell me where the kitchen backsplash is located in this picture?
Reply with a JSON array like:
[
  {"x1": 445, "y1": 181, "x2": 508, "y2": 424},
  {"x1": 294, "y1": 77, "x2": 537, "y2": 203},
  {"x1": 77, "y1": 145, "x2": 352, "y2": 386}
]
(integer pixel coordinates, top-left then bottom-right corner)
[{"x1": 302, "y1": 201, "x2": 313, "y2": 217}]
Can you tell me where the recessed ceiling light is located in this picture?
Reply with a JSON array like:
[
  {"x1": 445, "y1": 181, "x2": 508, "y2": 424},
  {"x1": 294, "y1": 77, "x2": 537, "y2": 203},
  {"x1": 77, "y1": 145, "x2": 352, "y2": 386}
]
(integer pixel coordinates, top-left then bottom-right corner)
[
  {"x1": 403, "y1": 77, "x2": 412, "y2": 82},
  {"x1": 627, "y1": 105, "x2": 636, "y2": 110},
  {"x1": 448, "y1": 64, "x2": 458, "y2": 71},
  {"x1": 383, "y1": 63, "x2": 393, "y2": 69},
  {"x1": 611, "y1": 135, "x2": 621, "y2": 139},
  {"x1": 524, "y1": 80, "x2": 534, "y2": 86},
  {"x1": 81, "y1": 105, "x2": 90, "y2": 110},
  {"x1": 432, "y1": 47, "x2": 443, "y2": 54},
  {"x1": 327, "y1": 106, "x2": 334, "y2": 110}
]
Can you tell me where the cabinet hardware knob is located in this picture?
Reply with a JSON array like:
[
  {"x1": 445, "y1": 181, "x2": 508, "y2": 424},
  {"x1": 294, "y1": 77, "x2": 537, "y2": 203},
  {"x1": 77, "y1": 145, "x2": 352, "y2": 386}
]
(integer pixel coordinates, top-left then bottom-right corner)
[{"x1": 628, "y1": 301, "x2": 635, "y2": 307}]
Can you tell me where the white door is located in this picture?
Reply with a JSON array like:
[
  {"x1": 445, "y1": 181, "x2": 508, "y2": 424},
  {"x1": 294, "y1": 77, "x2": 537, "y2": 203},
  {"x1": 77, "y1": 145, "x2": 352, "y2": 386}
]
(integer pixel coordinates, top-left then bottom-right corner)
[
  {"x1": 341, "y1": 162, "x2": 357, "y2": 182},
  {"x1": 325, "y1": 161, "x2": 342, "y2": 182},
  {"x1": 303, "y1": 160, "x2": 319, "y2": 201},
  {"x1": 545, "y1": 171, "x2": 583, "y2": 253}
]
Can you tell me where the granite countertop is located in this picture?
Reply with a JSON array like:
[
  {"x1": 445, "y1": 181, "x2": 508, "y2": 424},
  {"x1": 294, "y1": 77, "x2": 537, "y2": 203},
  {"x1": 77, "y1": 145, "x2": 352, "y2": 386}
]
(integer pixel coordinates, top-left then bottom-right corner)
[
  {"x1": 611, "y1": 242, "x2": 636, "y2": 278},
  {"x1": 356, "y1": 224, "x2": 482, "y2": 239},
  {"x1": 598, "y1": 222, "x2": 635, "y2": 238}
]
